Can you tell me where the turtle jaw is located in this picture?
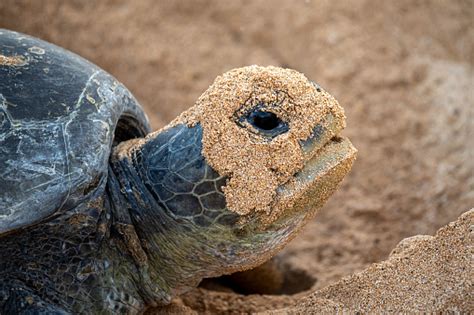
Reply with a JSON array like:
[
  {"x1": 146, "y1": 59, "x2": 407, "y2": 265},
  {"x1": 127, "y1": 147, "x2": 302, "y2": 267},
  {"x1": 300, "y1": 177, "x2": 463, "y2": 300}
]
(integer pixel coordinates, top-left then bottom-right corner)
[
  {"x1": 177, "y1": 139, "x2": 356, "y2": 280},
  {"x1": 266, "y1": 106, "x2": 357, "y2": 226},
  {"x1": 272, "y1": 136, "x2": 357, "y2": 224}
]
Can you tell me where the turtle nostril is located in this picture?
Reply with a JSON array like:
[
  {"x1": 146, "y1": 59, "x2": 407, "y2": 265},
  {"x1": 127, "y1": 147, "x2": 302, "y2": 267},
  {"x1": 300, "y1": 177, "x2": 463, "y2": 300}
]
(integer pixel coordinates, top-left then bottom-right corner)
[{"x1": 250, "y1": 111, "x2": 281, "y2": 130}]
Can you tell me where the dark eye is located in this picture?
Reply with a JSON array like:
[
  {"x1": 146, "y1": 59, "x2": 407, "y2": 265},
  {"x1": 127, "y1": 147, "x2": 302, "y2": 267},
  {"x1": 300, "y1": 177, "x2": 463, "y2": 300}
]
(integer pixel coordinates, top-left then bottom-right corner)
[
  {"x1": 246, "y1": 110, "x2": 289, "y2": 138},
  {"x1": 249, "y1": 111, "x2": 281, "y2": 130}
]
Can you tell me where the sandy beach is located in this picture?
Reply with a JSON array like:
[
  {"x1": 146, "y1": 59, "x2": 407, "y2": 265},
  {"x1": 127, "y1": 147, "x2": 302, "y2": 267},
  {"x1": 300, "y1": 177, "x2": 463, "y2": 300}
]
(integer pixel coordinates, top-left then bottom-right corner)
[{"x1": 1, "y1": 1, "x2": 472, "y2": 313}]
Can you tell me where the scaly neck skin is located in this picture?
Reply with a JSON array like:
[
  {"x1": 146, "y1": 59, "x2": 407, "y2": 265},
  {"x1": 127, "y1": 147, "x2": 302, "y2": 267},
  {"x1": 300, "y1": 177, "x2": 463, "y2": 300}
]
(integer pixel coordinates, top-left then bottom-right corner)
[
  {"x1": 107, "y1": 155, "x2": 172, "y2": 305},
  {"x1": 107, "y1": 124, "x2": 306, "y2": 305},
  {"x1": 107, "y1": 135, "x2": 221, "y2": 304}
]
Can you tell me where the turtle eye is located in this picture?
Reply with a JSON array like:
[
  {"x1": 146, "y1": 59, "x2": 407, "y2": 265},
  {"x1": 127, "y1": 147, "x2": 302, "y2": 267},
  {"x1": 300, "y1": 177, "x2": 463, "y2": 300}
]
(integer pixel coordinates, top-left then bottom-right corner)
[
  {"x1": 247, "y1": 110, "x2": 289, "y2": 138},
  {"x1": 250, "y1": 111, "x2": 280, "y2": 130}
]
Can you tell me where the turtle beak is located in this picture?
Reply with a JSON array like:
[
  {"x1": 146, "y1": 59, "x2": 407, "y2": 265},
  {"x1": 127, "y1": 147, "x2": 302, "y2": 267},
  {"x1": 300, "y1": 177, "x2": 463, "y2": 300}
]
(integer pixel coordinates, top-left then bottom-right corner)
[
  {"x1": 299, "y1": 111, "x2": 346, "y2": 160},
  {"x1": 272, "y1": 111, "x2": 357, "y2": 221}
]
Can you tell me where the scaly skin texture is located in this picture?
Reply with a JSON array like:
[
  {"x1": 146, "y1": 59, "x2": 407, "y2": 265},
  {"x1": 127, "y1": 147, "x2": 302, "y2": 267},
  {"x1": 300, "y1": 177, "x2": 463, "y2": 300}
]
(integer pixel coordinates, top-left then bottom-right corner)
[
  {"x1": 110, "y1": 124, "x2": 312, "y2": 301},
  {"x1": 0, "y1": 195, "x2": 144, "y2": 314}
]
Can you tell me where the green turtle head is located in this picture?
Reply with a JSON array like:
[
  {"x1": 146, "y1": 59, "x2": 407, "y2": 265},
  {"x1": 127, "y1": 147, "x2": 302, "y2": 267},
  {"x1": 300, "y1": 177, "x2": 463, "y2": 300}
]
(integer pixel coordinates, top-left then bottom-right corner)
[{"x1": 113, "y1": 66, "x2": 356, "y2": 300}]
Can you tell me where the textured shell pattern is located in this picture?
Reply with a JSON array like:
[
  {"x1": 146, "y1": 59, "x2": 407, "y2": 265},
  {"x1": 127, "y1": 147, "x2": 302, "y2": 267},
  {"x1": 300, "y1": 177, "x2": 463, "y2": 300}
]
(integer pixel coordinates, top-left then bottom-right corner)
[{"x1": 0, "y1": 29, "x2": 150, "y2": 234}]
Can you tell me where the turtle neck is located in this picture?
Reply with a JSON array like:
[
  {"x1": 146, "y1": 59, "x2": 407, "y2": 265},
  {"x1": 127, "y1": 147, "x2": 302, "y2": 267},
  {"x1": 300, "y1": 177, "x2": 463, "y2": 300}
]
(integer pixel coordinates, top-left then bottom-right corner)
[{"x1": 106, "y1": 130, "x2": 219, "y2": 305}]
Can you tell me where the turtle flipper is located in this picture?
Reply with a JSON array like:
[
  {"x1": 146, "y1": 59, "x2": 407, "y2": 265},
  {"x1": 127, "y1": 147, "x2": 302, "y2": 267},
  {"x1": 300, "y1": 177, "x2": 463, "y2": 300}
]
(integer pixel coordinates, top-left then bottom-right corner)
[{"x1": 1, "y1": 285, "x2": 68, "y2": 315}]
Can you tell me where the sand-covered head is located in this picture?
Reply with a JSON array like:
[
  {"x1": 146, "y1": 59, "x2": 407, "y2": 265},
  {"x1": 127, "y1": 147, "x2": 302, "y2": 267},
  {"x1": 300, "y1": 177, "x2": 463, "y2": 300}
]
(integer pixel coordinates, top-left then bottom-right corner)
[
  {"x1": 111, "y1": 66, "x2": 356, "y2": 297},
  {"x1": 170, "y1": 66, "x2": 352, "y2": 224}
]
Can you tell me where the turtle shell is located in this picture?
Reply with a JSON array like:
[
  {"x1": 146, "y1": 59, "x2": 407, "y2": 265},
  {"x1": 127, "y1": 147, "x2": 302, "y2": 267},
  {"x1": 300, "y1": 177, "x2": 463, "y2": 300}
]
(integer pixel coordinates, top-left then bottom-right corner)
[{"x1": 0, "y1": 29, "x2": 151, "y2": 234}]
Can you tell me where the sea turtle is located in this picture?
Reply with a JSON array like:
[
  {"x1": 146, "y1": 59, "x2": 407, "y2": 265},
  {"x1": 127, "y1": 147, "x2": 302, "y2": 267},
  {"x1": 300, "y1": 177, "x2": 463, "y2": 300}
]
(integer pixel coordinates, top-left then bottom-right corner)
[{"x1": 0, "y1": 29, "x2": 356, "y2": 314}]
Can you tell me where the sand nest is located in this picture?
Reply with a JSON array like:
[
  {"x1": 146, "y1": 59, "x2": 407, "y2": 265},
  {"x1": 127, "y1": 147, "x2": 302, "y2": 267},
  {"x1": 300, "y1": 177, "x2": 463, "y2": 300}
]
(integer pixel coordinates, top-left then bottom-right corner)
[{"x1": 168, "y1": 66, "x2": 345, "y2": 224}]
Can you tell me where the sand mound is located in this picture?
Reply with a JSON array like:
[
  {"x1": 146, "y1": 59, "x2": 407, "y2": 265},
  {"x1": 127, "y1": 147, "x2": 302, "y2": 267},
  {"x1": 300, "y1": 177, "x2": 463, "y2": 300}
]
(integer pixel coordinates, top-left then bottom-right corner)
[{"x1": 269, "y1": 209, "x2": 473, "y2": 313}]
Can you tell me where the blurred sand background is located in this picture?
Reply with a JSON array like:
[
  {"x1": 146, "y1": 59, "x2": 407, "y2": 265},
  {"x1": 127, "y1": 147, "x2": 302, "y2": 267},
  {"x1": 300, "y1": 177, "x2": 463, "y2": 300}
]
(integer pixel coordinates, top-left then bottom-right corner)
[{"x1": 1, "y1": 0, "x2": 472, "y2": 313}]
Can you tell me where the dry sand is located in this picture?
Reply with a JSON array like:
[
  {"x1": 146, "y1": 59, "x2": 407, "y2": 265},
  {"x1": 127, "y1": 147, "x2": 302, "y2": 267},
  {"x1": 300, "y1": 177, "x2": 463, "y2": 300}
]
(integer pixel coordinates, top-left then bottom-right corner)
[
  {"x1": 268, "y1": 209, "x2": 473, "y2": 313},
  {"x1": 1, "y1": 0, "x2": 472, "y2": 313}
]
